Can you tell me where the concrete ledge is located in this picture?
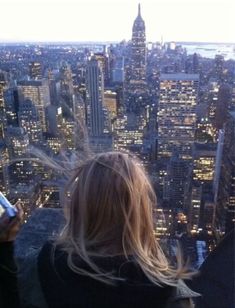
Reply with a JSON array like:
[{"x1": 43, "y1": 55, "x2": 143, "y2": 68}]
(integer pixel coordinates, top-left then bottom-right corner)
[{"x1": 15, "y1": 208, "x2": 65, "y2": 261}]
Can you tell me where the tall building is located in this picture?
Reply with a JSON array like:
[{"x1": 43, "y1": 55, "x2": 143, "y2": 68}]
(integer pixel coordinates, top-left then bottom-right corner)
[
  {"x1": 193, "y1": 142, "x2": 217, "y2": 184},
  {"x1": 129, "y1": 4, "x2": 146, "y2": 89},
  {"x1": 124, "y1": 3, "x2": 148, "y2": 110},
  {"x1": 93, "y1": 53, "x2": 110, "y2": 87},
  {"x1": 17, "y1": 80, "x2": 51, "y2": 132},
  {"x1": 164, "y1": 153, "x2": 190, "y2": 209},
  {"x1": 189, "y1": 185, "x2": 202, "y2": 233},
  {"x1": 86, "y1": 58, "x2": 104, "y2": 137},
  {"x1": 0, "y1": 144, "x2": 9, "y2": 195},
  {"x1": 158, "y1": 73, "x2": 199, "y2": 161},
  {"x1": 214, "y1": 55, "x2": 224, "y2": 82},
  {"x1": 48, "y1": 69, "x2": 59, "y2": 106},
  {"x1": 18, "y1": 99, "x2": 43, "y2": 144},
  {"x1": 215, "y1": 84, "x2": 231, "y2": 130},
  {"x1": 0, "y1": 75, "x2": 7, "y2": 139},
  {"x1": 112, "y1": 57, "x2": 124, "y2": 84},
  {"x1": 3, "y1": 87, "x2": 19, "y2": 126},
  {"x1": 208, "y1": 79, "x2": 219, "y2": 124},
  {"x1": 202, "y1": 195, "x2": 216, "y2": 235},
  {"x1": 60, "y1": 64, "x2": 74, "y2": 100},
  {"x1": 214, "y1": 112, "x2": 235, "y2": 234},
  {"x1": 46, "y1": 105, "x2": 63, "y2": 136},
  {"x1": 113, "y1": 113, "x2": 145, "y2": 155},
  {"x1": 58, "y1": 118, "x2": 77, "y2": 151},
  {"x1": 231, "y1": 81, "x2": 235, "y2": 110},
  {"x1": 5, "y1": 127, "x2": 31, "y2": 186}
]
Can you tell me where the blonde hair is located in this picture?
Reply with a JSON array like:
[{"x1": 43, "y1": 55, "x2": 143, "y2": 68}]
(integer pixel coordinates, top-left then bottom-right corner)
[{"x1": 56, "y1": 151, "x2": 191, "y2": 286}]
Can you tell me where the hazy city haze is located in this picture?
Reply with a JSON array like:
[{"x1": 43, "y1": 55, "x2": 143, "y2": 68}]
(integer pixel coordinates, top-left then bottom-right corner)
[{"x1": 0, "y1": 0, "x2": 234, "y2": 43}]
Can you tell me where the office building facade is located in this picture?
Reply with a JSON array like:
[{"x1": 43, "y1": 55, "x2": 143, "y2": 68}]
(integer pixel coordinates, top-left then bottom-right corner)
[
  {"x1": 158, "y1": 73, "x2": 199, "y2": 161},
  {"x1": 17, "y1": 80, "x2": 51, "y2": 132}
]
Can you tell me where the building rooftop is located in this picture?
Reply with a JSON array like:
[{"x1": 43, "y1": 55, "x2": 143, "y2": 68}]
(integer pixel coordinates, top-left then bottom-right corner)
[
  {"x1": 194, "y1": 142, "x2": 217, "y2": 152},
  {"x1": 160, "y1": 73, "x2": 200, "y2": 81},
  {"x1": 17, "y1": 79, "x2": 45, "y2": 86}
]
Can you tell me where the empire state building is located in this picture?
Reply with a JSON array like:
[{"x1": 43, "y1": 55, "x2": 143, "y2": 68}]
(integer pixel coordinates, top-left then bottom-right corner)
[{"x1": 128, "y1": 4, "x2": 147, "y2": 94}]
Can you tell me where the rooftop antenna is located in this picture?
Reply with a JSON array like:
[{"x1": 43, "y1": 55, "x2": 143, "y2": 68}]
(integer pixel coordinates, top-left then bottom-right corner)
[{"x1": 138, "y1": 3, "x2": 141, "y2": 17}]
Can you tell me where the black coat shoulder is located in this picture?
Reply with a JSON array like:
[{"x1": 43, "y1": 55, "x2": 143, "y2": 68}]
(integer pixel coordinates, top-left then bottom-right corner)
[{"x1": 37, "y1": 241, "x2": 199, "y2": 308}]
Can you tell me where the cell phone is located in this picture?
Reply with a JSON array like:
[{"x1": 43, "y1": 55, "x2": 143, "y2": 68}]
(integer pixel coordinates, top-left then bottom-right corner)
[{"x1": 0, "y1": 192, "x2": 18, "y2": 219}]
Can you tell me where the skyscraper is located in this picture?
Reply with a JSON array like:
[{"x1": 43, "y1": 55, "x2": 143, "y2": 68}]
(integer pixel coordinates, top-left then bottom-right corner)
[
  {"x1": 189, "y1": 185, "x2": 202, "y2": 233},
  {"x1": 17, "y1": 80, "x2": 51, "y2": 132},
  {"x1": 112, "y1": 57, "x2": 125, "y2": 84},
  {"x1": 214, "y1": 112, "x2": 235, "y2": 234},
  {"x1": 126, "y1": 4, "x2": 147, "y2": 96},
  {"x1": 5, "y1": 127, "x2": 31, "y2": 186},
  {"x1": 131, "y1": 4, "x2": 146, "y2": 81},
  {"x1": 0, "y1": 74, "x2": 7, "y2": 139},
  {"x1": 120, "y1": 4, "x2": 149, "y2": 154},
  {"x1": 60, "y1": 63, "x2": 74, "y2": 99},
  {"x1": 3, "y1": 87, "x2": 19, "y2": 126},
  {"x1": 164, "y1": 152, "x2": 190, "y2": 209},
  {"x1": 93, "y1": 53, "x2": 110, "y2": 87},
  {"x1": 86, "y1": 58, "x2": 104, "y2": 137},
  {"x1": 0, "y1": 144, "x2": 9, "y2": 195},
  {"x1": 158, "y1": 73, "x2": 199, "y2": 161},
  {"x1": 215, "y1": 84, "x2": 231, "y2": 130},
  {"x1": 18, "y1": 99, "x2": 43, "y2": 144}
]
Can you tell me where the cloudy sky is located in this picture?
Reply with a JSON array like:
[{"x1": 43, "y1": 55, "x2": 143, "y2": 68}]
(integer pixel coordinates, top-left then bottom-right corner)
[{"x1": 0, "y1": 0, "x2": 234, "y2": 43}]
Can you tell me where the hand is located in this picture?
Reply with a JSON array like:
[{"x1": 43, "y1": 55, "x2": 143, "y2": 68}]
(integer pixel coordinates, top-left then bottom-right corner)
[{"x1": 0, "y1": 202, "x2": 23, "y2": 242}]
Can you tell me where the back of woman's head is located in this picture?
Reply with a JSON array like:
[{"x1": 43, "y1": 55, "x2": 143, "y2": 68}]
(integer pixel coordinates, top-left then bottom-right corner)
[
  {"x1": 57, "y1": 151, "x2": 191, "y2": 285},
  {"x1": 62, "y1": 152, "x2": 156, "y2": 254}
]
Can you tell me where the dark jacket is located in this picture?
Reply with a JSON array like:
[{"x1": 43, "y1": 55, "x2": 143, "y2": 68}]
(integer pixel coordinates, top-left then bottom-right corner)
[
  {"x1": 0, "y1": 242, "x2": 19, "y2": 308},
  {"x1": 19, "y1": 241, "x2": 200, "y2": 308}
]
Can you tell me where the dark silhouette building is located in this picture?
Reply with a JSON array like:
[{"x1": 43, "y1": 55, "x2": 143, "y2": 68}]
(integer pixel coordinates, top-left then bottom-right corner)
[{"x1": 191, "y1": 229, "x2": 235, "y2": 308}]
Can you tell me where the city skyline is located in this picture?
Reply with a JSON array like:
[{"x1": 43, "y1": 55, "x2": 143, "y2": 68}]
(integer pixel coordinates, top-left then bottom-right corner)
[
  {"x1": 0, "y1": 0, "x2": 234, "y2": 43},
  {"x1": 0, "y1": 9, "x2": 234, "y2": 272}
]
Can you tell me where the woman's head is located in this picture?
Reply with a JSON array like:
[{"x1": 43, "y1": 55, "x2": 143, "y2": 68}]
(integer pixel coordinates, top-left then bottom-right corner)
[
  {"x1": 57, "y1": 151, "x2": 191, "y2": 285},
  {"x1": 62, "y1": 151, "x2": 156, "y2": 255}
]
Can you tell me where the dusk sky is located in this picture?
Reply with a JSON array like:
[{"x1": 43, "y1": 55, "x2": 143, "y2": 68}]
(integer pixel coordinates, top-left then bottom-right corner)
[{"x1": 0, "y1": 0, "x2": 234, "y2": 43}]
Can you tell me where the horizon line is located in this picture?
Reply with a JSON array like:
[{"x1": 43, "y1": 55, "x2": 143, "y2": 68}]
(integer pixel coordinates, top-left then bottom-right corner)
[{"x1": 0, "y1": 40, "x2": 234, "y2": 45}]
